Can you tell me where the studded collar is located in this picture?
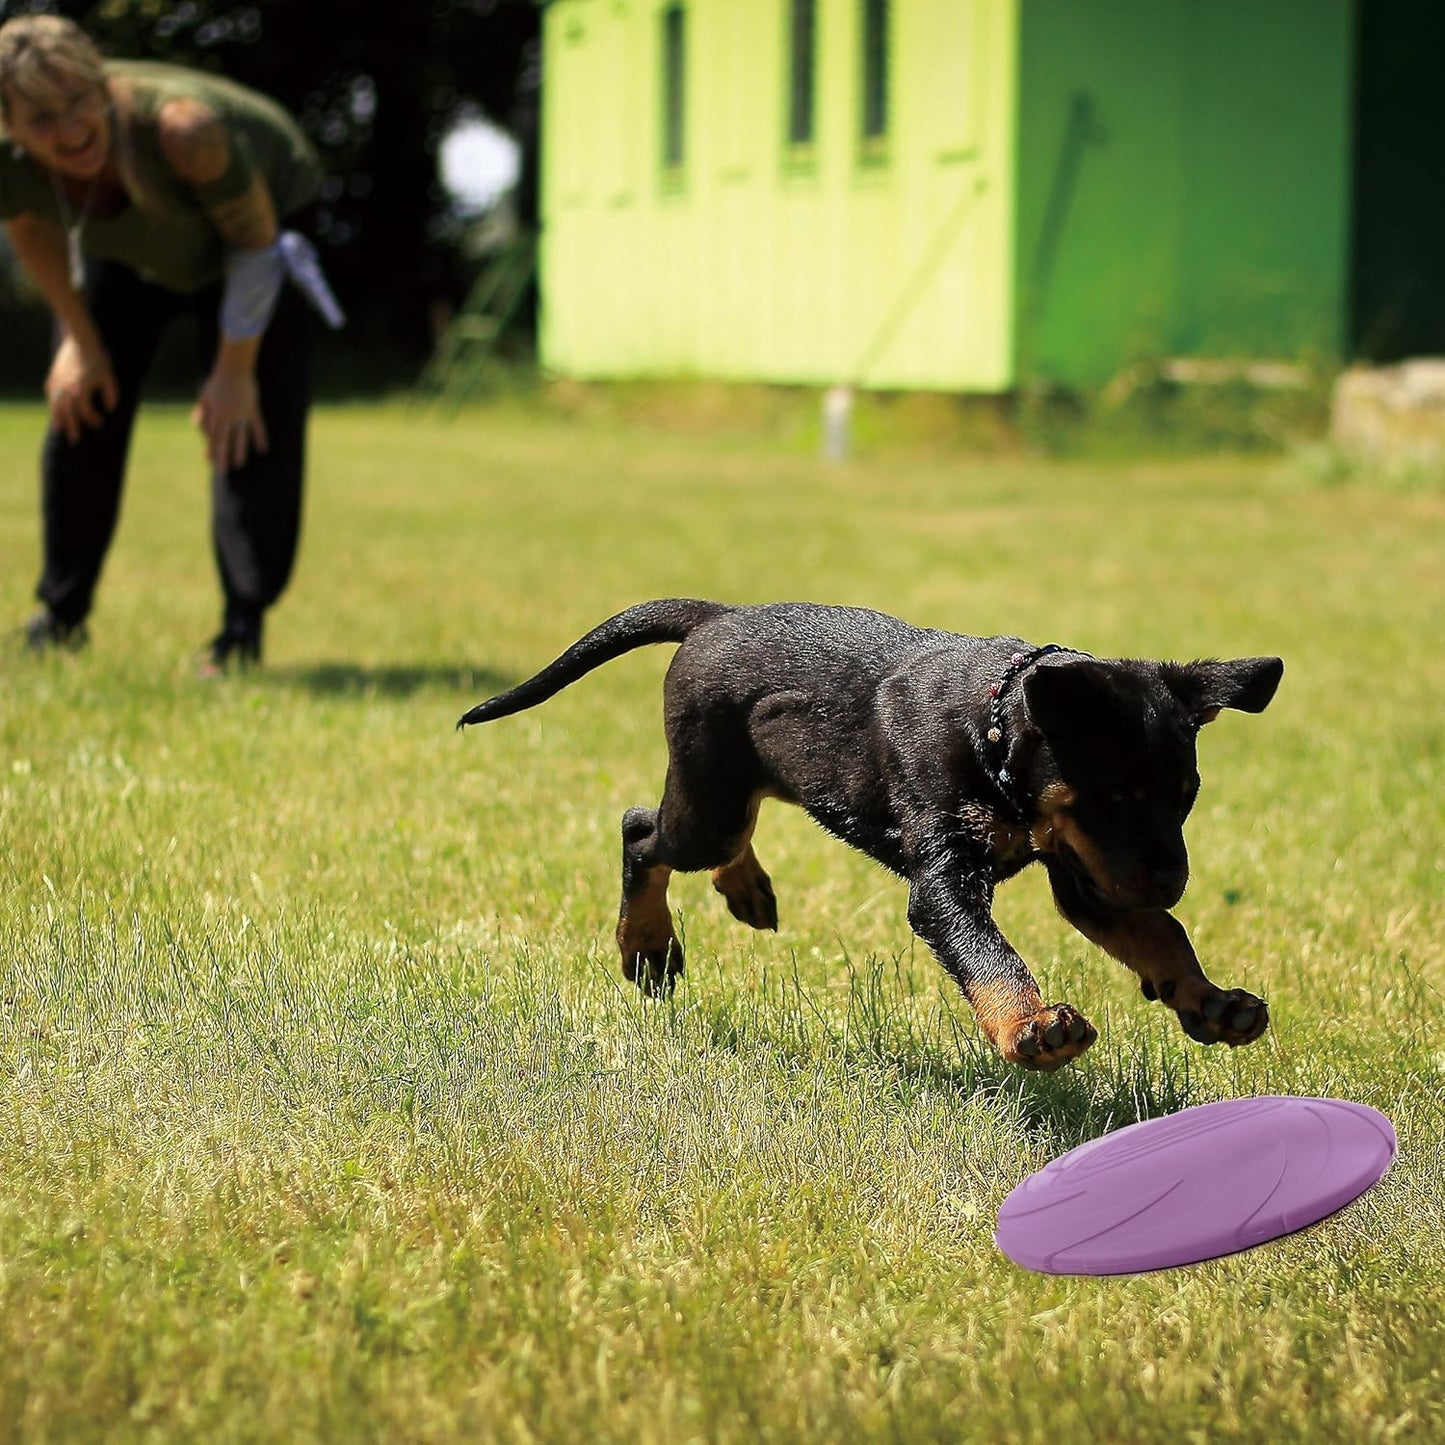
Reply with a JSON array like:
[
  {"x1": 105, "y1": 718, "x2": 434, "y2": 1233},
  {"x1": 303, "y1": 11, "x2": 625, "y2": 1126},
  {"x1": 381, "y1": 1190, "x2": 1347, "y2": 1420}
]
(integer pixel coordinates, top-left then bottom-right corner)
[{"x1": 984, "y1": 643, "x2": 1090, "y2": 816}]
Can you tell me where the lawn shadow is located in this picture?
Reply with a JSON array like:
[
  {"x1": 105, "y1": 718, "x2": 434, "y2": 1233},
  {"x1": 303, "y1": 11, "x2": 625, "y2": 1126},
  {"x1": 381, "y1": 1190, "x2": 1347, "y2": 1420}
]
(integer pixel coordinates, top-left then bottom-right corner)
[
  {"x1": 264, "y1": 662, "x2": 517, "y2": 701},
  {"x1": 671, "y1": 950, "x2": 1201, "y2": 1158},
  {"x1": 1000, "y1": 1045, "x2": 1199, "y2": 1153}
]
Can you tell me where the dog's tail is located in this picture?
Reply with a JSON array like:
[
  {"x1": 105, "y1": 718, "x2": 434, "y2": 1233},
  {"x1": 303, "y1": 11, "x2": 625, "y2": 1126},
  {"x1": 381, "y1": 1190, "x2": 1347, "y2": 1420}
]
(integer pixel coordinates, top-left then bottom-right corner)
[{"x1": 457, "y1": 598, "x2": 733, "y2": 729}]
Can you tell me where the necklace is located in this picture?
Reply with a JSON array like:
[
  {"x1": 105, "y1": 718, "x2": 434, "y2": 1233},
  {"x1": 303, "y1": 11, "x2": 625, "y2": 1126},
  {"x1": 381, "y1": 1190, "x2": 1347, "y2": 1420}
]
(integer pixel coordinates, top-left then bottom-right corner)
[
  {"x1": 983, "y1": 643, "x2": 1092, "y2": 817},
  {"x1": 48, "y1": 171, "x2": 98, "y2": 291}
]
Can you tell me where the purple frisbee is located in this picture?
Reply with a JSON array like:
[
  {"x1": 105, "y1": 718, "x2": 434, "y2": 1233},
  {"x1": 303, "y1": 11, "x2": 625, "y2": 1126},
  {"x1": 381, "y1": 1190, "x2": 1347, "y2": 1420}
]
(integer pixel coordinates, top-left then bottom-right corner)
[{"x1": 995, "y1": 1095, "x2": 1396, "y2": 1276}]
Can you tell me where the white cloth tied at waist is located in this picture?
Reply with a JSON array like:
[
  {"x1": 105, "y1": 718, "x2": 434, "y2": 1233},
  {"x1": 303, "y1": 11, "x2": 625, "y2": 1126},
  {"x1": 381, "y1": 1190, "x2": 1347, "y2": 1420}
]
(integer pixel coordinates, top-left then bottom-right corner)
[
  {"x1": 276, "y1": 231, "x2": 345, "y2": 330},
  {"x1": 220, "y1": 230, "x2": 346, "y2": 340}
]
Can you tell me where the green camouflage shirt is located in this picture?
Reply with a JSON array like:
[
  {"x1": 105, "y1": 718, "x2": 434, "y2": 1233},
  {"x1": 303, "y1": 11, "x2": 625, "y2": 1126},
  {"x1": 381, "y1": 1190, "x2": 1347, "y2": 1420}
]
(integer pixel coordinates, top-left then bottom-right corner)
[{"x1": 0, "y1": 60, "x2": 321, "y2": 292}]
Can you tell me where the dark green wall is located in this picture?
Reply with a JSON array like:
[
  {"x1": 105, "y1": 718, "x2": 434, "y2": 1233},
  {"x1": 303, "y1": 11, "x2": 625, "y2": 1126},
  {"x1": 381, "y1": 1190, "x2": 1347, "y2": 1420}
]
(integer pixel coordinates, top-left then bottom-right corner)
[
  {"x1": 1015, "y1": 0, "x2": 1353, "y2": 386},
  {"x1": 1351, "y1": 0, "x2": 1445, "y2": 360}
]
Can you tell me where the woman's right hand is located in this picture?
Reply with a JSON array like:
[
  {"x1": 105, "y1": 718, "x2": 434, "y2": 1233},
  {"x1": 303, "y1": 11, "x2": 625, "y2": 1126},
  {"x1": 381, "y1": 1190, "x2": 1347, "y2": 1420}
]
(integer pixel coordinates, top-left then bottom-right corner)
[{"x1": 45, "y1": 335, "x2": 118, "y2": 444}]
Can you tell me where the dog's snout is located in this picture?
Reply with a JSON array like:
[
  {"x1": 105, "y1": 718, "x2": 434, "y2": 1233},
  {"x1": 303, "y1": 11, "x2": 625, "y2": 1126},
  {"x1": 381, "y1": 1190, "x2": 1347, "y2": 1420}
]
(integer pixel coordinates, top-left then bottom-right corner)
[
  {"x1": 1147, "y1": 863, "x2": 1188, "y2": 906},
  {"x1": 1112, "y1": 859, "x2": 1187, "y2": 909}
]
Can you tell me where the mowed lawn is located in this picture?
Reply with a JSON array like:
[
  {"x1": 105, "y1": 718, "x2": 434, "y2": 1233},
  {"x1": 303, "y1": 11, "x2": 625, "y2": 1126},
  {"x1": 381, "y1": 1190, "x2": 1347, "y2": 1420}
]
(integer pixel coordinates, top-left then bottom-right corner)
[{"x1": 1, "y1": 399, "x2": 1441, "y2": 1443}]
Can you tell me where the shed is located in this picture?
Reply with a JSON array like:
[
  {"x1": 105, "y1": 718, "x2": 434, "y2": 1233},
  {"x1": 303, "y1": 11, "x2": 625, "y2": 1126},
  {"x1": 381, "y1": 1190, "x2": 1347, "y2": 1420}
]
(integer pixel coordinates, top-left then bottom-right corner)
[{"x1": 538, "y1": 0, "x2": 1353, "y2": 391}]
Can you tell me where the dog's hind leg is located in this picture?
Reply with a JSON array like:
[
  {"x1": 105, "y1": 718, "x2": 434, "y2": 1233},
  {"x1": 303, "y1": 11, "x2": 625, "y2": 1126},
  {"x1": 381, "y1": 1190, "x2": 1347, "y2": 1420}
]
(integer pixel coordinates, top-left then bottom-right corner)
[
  {"x1": 709, "y1": 794, "x2": 779, "y2": 932},
  {"x1": 617, "y1": 757, "x2": 770, "y2": 994},
  {"x1": 618, "y1": 805, "x2": 681, "y2": 997}
]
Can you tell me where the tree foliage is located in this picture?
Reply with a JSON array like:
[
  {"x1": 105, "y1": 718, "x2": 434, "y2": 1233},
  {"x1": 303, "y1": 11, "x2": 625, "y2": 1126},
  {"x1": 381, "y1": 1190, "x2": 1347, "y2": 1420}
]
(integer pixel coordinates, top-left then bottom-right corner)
[{"x1": 3, "y1": 0, "x2": 541, "y2": 359}]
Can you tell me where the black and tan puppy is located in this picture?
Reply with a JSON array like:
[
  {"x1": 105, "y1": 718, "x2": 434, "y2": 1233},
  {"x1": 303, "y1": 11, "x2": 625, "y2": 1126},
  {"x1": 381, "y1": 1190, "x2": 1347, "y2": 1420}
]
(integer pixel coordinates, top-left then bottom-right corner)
[{"x1": 459, "y1": 600, "x2": 1283, "y2": 1071}]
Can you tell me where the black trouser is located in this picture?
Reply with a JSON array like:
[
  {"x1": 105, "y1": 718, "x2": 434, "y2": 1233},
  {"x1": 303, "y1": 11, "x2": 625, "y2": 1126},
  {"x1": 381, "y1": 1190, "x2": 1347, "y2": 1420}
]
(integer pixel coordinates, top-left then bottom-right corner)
[{"x1": 37, "y1": 257, "x2": 315, "y2": 632}]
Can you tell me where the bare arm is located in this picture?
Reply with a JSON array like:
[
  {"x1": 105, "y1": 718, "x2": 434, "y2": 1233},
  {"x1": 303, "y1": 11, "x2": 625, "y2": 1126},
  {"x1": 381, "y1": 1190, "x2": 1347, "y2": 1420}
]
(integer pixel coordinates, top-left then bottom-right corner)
[
  {"x1": 159, "y1": 97, "x2": 280, "y2": 468},
  {"x1": 5, "y1": 214, "x2": 118, "y2": 441},
  {"x1": 6, "y1": 213, "x2": 103, "y2": 346}
]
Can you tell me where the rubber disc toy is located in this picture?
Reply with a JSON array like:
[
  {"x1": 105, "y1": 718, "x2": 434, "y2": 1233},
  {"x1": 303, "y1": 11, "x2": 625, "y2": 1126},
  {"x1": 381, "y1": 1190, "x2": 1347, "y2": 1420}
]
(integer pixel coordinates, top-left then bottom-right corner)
[{"x1": 995, "y1": 1095, "x2": 1397, "y2": 1275}]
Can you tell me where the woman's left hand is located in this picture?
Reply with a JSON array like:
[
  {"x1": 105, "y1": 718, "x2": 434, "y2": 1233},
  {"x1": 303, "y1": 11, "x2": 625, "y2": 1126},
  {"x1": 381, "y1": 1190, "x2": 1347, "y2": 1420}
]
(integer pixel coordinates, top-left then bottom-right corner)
[{"x1": 193, "y1": 360, "x2": 268, "y2": 472}]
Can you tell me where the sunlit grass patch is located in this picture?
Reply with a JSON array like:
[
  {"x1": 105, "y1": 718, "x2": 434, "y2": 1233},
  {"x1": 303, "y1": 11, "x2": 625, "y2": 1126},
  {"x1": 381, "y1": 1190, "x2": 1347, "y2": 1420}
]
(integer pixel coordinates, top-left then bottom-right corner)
[{"x1": 1, "y1": 401, "x2": 1441, "y2": 1441}]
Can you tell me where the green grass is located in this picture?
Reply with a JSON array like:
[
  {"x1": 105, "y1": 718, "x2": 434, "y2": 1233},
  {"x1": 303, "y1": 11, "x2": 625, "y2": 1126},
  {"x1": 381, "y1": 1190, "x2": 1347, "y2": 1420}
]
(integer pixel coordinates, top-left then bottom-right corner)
[{"x1": 1, "y1": 399, "x2": 1442, "y2": 1442}]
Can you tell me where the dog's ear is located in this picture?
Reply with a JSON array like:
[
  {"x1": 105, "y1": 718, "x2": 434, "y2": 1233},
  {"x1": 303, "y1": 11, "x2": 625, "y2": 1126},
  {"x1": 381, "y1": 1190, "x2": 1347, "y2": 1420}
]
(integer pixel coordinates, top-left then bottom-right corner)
[
  {"x1": 1023, "y1": 659, "x2": 1132, "y2": 742},
  {"x1": 1160, "y1": 657, "x2": 1284, "y2": 725}
]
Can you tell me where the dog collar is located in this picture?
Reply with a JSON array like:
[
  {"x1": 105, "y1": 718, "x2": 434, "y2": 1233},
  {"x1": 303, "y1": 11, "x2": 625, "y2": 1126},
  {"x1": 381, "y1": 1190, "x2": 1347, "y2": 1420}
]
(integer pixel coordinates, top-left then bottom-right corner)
[{"x1": 986, "y1": 644, "x2": 1089, "y2": 811}]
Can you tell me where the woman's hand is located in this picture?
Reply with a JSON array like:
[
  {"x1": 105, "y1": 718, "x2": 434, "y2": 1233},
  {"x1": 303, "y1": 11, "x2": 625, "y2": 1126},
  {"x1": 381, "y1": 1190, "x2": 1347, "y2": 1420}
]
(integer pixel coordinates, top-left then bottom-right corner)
[
  {"x1": 192, "y1": 355, "x2": 268, "y2": 472},
  {"x1": 45, "y1": 335, "x2": 118, "y2": 444}
]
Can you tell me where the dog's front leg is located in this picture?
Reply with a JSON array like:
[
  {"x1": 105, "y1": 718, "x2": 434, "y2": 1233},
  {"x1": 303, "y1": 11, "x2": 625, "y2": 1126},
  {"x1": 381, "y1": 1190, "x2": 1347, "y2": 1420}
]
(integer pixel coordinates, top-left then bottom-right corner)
[
  {"x1": 907, "y1": 866, "x2": 1096, "y2": 1071},
  {"x1": 1049, "y1": 869, "x2": 1268, "y2": 1048}
]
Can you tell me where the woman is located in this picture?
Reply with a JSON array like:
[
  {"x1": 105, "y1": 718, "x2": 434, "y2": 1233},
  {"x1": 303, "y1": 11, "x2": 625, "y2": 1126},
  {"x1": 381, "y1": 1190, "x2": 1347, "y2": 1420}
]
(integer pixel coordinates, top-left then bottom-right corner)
[{"x1": 0, "y1": 15, "x2": 341, "y2": 670}]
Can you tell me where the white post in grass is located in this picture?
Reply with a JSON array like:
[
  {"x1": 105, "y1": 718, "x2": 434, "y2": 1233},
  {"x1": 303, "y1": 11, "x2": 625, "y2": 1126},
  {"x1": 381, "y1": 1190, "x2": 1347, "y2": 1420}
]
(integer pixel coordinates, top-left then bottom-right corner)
[{"x1": 823, "y1": 385, "x2": 854, "y2": 463}]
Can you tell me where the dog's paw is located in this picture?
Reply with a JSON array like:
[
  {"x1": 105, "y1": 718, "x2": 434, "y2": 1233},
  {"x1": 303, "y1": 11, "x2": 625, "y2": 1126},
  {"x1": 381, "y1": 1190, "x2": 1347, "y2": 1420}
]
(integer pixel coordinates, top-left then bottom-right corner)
[
  {"x1": 1004, "y1": 1004, "x2": 1097, "y2": 1072},
  {"x1": 723, "y1": 875, "x2": 779, "y2": 931},
  {"x1": 621, "y1": 938, "x2": 685, "y2": 998},
  {"x1": 1176, "y1": 986, "x2": 1268, "y2": 1047},
  {"x1": 713, "y1": 872, "x2": 780, "y2": 930},
  {"x1": 711, "y1": 854, "x2": 779, "y2": 932}
]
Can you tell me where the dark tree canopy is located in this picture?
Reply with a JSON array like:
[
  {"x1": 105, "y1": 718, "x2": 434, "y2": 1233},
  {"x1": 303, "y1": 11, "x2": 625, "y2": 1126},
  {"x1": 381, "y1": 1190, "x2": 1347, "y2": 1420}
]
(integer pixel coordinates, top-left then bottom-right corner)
[{"x1": 2, "y1": 0, "x2": 541, "y2": 363}]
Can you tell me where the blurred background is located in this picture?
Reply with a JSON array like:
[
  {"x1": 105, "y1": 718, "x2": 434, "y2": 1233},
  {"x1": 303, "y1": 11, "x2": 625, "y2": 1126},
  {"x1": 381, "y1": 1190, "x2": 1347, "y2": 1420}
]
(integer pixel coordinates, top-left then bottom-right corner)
[
  {"x1": 1, "y1": 0, "x2": 1442, "y2": 454},
  {"x1": 0, "y1": 0, "x2": 541, "y2": 391}
]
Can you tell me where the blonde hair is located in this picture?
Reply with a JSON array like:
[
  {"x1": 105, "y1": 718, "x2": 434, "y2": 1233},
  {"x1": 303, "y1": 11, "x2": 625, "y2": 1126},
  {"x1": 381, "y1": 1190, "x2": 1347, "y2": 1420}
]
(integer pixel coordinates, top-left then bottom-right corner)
[
  {"x1": 0, "y1": 14, "x2": 158, "y2": 212},
  {"x1": 0, "y1": 14, "x2": 107, "y2": 121}
]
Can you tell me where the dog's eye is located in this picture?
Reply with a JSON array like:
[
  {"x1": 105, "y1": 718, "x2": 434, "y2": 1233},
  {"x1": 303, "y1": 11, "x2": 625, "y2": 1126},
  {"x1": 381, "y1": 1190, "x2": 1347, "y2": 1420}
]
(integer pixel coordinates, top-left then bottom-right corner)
[{"x1": 1108, "y1": 788, "x2": 1127, "y2": 806}]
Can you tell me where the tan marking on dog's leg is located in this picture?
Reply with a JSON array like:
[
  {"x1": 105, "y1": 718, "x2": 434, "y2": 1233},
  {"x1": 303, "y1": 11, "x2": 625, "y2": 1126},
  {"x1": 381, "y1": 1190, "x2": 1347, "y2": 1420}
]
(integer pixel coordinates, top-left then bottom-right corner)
[
  {"x1": 700, "y1": 793, "x2": 779, "y2": 931},
  {"x1": 1074, "y1": 909, "x2": 1268, "y2": 1047},
  {"x1": 617, "y1": 863, "x2": 680, "y2": 995},
  {"x1": 1077, "y1": 910, "x2": 1207, "y2": 999},
  {"x1": 711, "y1": 843, "x2": 779, "y2": 931},
  {"x1": 967, "y1": 975, "x2": 1097, "y2": 1072}
]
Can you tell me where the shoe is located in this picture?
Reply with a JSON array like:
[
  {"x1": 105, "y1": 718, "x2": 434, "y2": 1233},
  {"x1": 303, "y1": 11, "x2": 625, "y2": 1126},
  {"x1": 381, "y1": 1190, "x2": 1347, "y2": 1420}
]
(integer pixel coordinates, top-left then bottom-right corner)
[
  {"x1": 23, "y1": 610, "x2": 88, "y2": 654},
  {"x1": 199, "y1": 617, "x2": 263, "y2": 677}
]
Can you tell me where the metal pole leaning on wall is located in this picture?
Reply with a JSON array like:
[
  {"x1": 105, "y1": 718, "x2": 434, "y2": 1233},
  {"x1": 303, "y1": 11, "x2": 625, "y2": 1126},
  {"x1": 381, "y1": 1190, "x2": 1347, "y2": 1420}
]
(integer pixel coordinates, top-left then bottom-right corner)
[{"x1": 822, "y1": 169, "x2": 990, "y2": 462}]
